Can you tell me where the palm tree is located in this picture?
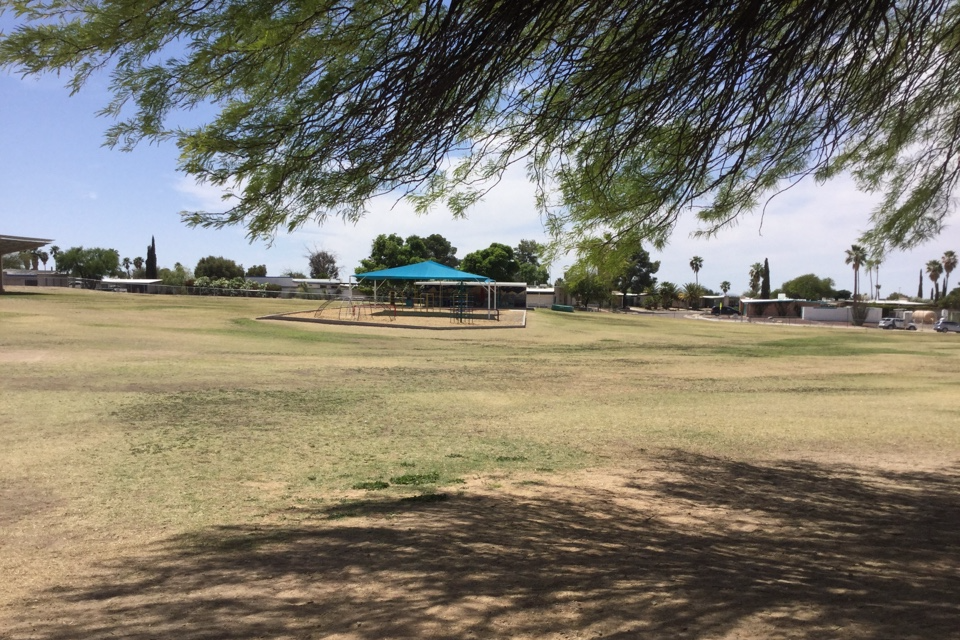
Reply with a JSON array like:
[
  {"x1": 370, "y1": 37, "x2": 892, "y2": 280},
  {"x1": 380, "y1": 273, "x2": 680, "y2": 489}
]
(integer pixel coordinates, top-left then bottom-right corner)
[
  {"x1": 49, "y1": 245, "x2": 60, "y2": 271},
  {"x1": 942, "y1": 250, "x2": 957, "y2": 295},
  {"x1": 122, "y1": 257, "x2": 132, "y2": 278},
  {"x1": 39, "y1": 250, "x2": 49, "y2": 270},
  {"x1": 872, "y1": 253, "x2": 883, "y2": 297},
  {"x1": 659, "y1": 282, "x2": 678, "y2": 309},
  {"x1": 682, "y1": 282, "x2": 705, "y2": 309},
  {"x1": 720, "y1": 281, "x2": 731, "y2": 295},
  {"x1": 689, "y1": 256, "x2": 703, "y2": 286},
  {"x1": 748, "y1": 262, "x2": 763, "y2": 294},
  {"x1": 864, "y1": 257, "x2": 876, "y2": 299},
  {"x1": 926, "y1": 259, "x2": 944, "y2": 300},
  {"x1": 642, "y1": 285, "x2": 661, "y2": 309},
  {"x1": 133, "y1": 256, "x2": 144, "y2": 274},
  {"x1": 844, "y1": 244, "x2": 867, "y2": 300},
  {"x1": 864, "y1": 250, "x2": 885, "y2": 300}
]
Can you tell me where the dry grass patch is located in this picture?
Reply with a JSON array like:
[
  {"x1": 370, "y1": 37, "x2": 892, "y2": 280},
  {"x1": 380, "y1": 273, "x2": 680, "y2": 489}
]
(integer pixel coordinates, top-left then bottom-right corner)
[{"x1": 1, "y1": 288, "x2": 958, "y2": 639}]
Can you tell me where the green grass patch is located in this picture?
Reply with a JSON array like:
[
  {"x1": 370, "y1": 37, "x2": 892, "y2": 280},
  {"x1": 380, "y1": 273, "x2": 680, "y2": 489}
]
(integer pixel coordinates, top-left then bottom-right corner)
[
  {"x1": 352, "y1": 480, "x2": 390, "y2": 490},
  {"x1": 389, "y1": 471, "x2": 441, "y2": 485}
]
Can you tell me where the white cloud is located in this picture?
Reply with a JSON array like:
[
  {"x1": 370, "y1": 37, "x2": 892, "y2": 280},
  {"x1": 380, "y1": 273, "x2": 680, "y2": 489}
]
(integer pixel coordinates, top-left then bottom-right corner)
[
  {"x1": 173, "y1": 175, "x2": 240, "y2": 212},
  {"x1": 658, "y1": 174, "x2": 958, "y2": 296},
  {"x1": 165, "y1": 155, "x2": 957, "y2": 294}
]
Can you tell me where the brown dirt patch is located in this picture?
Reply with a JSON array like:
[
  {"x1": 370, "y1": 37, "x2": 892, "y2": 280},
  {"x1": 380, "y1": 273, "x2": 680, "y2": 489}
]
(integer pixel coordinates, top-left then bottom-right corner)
[
  {"x1": 4, "y1": 452, "x2": 959, "y2": 640},
  {"x1": 266, "y1": 307, "x2": 526, "y2": 330}
]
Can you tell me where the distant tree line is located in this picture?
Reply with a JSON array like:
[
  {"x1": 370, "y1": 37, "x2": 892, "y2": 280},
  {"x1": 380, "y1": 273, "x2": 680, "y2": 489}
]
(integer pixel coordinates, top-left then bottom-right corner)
[{"x1": 356, "y1": 234, "x2": 550, "y2": 285}]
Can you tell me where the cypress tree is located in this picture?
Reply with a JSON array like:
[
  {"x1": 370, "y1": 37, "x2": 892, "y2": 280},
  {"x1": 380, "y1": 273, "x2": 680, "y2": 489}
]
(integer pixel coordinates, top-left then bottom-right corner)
[
  {"x1": 918, "y1": 269, "x2": 924, "y2": 298},
  {"x1": 760, "y1": 258, "x2": 771, "y2": 299},
  {"x1": 145, "y1": 236, "x2": 157, "y2": 279}
]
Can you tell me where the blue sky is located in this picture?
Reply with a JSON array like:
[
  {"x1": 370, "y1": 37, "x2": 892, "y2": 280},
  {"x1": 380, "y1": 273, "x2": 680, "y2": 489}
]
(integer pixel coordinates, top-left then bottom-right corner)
[{"x1": 1, "y1": 66, "x2": 957, "y2": 297}]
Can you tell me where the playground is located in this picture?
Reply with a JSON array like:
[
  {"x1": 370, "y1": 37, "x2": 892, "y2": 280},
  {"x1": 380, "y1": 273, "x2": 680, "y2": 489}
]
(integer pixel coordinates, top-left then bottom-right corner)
[
  {"x1": 267, "y1": 259, "x2": 527, "y2": 329},
  {"x1": 271, "y1": 303, "x2": 526, "y2": 329}
]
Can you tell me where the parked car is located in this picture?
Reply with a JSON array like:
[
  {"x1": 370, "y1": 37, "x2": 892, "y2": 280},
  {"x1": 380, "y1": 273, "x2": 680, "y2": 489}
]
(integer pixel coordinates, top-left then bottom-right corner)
[
  {"x1": 711, "y1": 305, "x2": 740, "y2": 316},
  {"x1": 878, "y1": 317, "x2": 918, "y2": 330},
  {"x1": 934, "y1": 319, "x2": 960, "y2": 333}
]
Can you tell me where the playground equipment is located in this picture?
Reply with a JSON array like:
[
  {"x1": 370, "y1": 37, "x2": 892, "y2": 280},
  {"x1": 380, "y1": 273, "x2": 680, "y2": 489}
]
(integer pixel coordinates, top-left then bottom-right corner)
[
  {"x1": 313, "y1": 297, "x2": 396, "y2": 321},
  {"x1": 451, "y1": 283, "x2": 472, "y2": 324},
  {"x1": 341, "y1": 300, "x2": 396, "y2": 321}
]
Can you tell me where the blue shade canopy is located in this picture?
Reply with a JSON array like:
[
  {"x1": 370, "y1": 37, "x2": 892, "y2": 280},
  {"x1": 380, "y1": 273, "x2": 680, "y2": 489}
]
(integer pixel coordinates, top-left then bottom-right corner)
[{"x1": 353, "y1": 260, "x2": 492, "y2": 282}]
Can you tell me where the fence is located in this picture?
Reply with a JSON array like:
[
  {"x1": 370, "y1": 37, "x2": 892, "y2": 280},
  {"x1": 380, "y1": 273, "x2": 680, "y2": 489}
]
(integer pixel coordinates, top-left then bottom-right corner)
[{"x1": 32, "y1": 277, "x2": 352, "y2": 302}]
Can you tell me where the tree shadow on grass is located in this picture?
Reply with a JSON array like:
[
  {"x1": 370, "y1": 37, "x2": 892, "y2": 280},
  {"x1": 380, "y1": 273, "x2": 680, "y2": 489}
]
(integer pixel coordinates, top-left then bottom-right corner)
[{"x1": 11, "y1": 452, "x2": 960, "y2": 639}]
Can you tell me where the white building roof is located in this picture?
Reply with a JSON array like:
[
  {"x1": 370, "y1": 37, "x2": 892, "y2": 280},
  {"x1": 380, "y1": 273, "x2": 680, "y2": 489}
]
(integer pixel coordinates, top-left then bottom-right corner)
[{"x1": 102, "y1": 278, "x2": 162, "y2": 285}]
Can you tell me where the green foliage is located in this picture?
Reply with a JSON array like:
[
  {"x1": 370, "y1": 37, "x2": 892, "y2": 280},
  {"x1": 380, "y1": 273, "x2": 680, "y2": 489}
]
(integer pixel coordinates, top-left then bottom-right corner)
[
  {"x1": 389, "y1": 471, "x2": 440, "y2": 486},
  {"x1": 245, "y1": 264, "x2": 267, "y2": 277},
  {"x1": 517, "y1": 262, "x2": 550, "y2": 286},
  {"x1": 689, "y1": 256, "x2": 703, "y2": 285},
  {"x1": 145, "y1": 237, "x2": 157, "y2": 279},
  {"x1": 613, "y1": 248, "x2": 660, "y2": 298},
  {"x1": 565, "y1": 263, "x2": 611, "y2": 308},
  {"x1": 158, "y1": 262, "x2": 193, "y2": 286},
  {"x1": 845, "y1": 244, "x2": 867, "y2": 298},
  {"x1": 659, "y1": 282, "x2": 679, "y2": 309},
  {"x1": 192, "y1": 276, "x2": 273, "y2": 296},
  {"x1": 421, "y1": 234, "x2": 460, "y2": 267},
  {"x1": 5, "y1": 1, "x2": 959, "y2": 253},
  {"x1": 460, "y1": 243, "x2": 519, "y2": 282},
  {"x1": 514, "y1": 239, "x2": 550, "y2": 285},
  {"x1": 681, "y1": 283, "x2": 706, "y2": 309},
  {"x1": 761, "y1": 259, "x2": 771, "y2": 299},
  {"x1": 748, "y1": 263, "x2": 763, "y2": 296},
  {"x1": 926, "y1": 259, "x2": 944, "y2": 300},
  {"x1": 850, "y1": 302, "x2": 869, "y2": 327},
  {"x1": 195, "y1": 256, "x2": 244, "y2": 280},
  {"x1": 1, "y1": 253, "x2": 22, "y2": 269},
  {"x1": 781, "y1": 274, "x2": 836, "y2": 301},
  {"x1": 56, "y1": 246, "x2": 121, "y2": 282},
  {"x1": 357, "y1": 233, "x2": 458, "y2": 273},
  {"x1": 941, "y1": 286, "x2": 960, "y2": 309},
  {"x1": 514, "y1": 240, "x2": 542, "y2": 267},
  {"x1": 564, "y1": 232, "x2": 654, "y2": 308},
  {"x1": 643, "y1": 288, "x2": 661, "y2": 310},
  {"x1": 306, "y1": 249, "x2": 339, "y2": 279},
  {"x1": 942, "y1": 250, "x2": 958, "y2": 293},
  {"x1": 352, "y1": 480, "x2": 390, "y2": 490}
]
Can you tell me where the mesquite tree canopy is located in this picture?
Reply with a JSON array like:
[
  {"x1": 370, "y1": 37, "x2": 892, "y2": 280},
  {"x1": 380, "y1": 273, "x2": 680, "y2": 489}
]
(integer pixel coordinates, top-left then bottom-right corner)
[{"x1": 3, "y1": 0, "x2": 959, "y2": 252}]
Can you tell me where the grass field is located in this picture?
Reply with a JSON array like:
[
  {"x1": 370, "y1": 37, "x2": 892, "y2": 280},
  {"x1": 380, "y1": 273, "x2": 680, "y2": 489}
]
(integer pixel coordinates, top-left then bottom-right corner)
[{"x1": 2, "y1": 288, "x2": 958, "y2": 639}]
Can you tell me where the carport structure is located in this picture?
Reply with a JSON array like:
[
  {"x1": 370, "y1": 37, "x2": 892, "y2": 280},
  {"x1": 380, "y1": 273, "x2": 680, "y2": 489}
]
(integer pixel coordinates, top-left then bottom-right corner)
[
  {"x1": 350, "y1": 260, "x2": 495, "y2": 320},
  {"x1": 0, "y1": 234, "x2": 54, "y2": 294}
]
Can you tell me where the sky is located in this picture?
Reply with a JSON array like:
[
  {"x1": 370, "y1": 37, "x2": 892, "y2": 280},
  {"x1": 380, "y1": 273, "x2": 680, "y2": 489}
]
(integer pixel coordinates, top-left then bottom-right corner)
[{"x1": 2, "y1": 66, "x2": 958, "y2": 298}]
